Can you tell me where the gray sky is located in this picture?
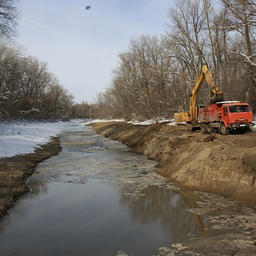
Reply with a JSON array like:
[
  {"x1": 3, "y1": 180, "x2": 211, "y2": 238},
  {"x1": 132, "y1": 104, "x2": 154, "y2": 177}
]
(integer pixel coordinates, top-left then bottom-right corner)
[{"x1": 17, "y1": 0, "x2": 172, "y2": 103}]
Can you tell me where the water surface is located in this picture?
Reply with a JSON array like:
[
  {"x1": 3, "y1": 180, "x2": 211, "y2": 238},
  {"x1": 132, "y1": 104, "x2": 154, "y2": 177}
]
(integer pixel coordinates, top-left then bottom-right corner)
[{"x1": 0, "y1": 125, "x2": 207, "y2": 256}]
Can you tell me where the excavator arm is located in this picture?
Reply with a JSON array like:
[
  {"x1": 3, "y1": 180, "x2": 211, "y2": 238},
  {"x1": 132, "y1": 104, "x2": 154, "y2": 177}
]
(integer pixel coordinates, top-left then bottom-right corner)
[
  {"x1": 202, "y1": 65, "x2": 223, "y2": 104},
  {"x1": 174, "y1": 65, "x2": 223, "y2": 123}
]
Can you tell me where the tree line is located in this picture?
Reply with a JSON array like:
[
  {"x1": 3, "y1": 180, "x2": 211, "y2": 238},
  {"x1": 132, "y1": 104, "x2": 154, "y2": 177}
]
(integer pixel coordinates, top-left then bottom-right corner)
[
  {"x1": 94, "y1": 0, "x2": 256, "y2": 120},
  {"x1": 0, "y1": 43, "x2": 92, "y2": 120},
  {"x1": 0, "y1": 0, "x2": 92, "y2": 120}
]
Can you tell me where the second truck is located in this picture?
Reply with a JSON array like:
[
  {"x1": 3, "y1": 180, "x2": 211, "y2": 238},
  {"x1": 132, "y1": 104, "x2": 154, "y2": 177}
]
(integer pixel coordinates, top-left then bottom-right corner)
[{"x1": 174, "y1": 65, "x2": 254, "y2": 135}]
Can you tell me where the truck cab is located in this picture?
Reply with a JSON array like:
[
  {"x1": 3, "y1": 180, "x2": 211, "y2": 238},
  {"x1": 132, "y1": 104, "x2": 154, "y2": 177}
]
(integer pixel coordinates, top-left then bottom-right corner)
[
  {"x1": 198, "y1": 101, "x2": 254, "y2": 134},
  {"x1": 222, "y1": 102, "x2": 253, "y2": 130}
]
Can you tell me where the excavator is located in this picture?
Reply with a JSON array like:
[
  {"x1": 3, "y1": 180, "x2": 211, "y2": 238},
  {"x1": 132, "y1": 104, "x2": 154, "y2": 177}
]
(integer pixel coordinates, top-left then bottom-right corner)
[{"x1": 174, "y1": 65, "x2": 254, "y2": 134}]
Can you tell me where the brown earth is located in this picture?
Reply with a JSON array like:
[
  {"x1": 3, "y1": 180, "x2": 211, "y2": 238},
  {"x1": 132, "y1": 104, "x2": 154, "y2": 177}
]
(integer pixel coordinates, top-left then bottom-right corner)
[
  {"x1": 91, "y1": 121, "x2": 256, "y2": 206},
  {"x1": 0, "y1": 137, "x2": 61, "y2": 219}
]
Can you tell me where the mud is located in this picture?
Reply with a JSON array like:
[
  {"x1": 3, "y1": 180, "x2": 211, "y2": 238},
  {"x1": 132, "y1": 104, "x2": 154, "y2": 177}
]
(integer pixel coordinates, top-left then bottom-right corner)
[
  {"x1": 91, "y1": 121, "x2": 256, "y2": 255},
  {"x1": 0, "y1": 137, "x2": 61, "y2": 218}
]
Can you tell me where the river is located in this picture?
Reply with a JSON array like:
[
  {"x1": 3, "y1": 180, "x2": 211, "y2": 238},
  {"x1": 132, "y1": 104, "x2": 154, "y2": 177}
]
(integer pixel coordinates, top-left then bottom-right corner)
[{"x1": 0, "y1": 124, "x2": 208, "y2": 256}]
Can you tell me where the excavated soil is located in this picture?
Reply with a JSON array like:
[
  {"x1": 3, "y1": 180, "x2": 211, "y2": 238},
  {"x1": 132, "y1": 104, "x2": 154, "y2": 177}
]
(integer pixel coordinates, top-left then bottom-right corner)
[
  {"x1": 0, "y1": 137, "x2": 61, "y2": 218},
  {"x1": 91, "y1": 122, "x2": 256, "y2": 206}
]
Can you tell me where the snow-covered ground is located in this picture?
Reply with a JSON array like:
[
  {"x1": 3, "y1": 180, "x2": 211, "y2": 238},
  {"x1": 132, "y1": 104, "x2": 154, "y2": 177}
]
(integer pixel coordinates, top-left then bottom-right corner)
[
  {"x1": 128, "y1": 119, "x2": 176, "y2": 126},
  {"x1": 84, "y1": 119, "x2": 125, "y2": 124},
  {"x1": 85, "y1": 118, "x2": 176, "y2": 126},
  {"x1": 0, "y1": 120, "x2": 88, "y2": 158}
]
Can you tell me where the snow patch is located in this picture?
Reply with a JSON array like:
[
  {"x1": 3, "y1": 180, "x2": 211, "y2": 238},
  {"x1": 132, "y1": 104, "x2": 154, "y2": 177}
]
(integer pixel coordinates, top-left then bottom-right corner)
[
  {"x1": 0, "y1": 120, "x2": 87, "y2": 158},
  {"x1": 216, "y1": 101, "x2": 241, "y2": 104},
  {"x1": 167, "y1": 119, "x2": 176, "y2": 126},
  {"x1": 84, "y1": 119, "x2": 125, "y2": 125},
  {"x1": 128, "y1": 119, "x2": 174, "y2": 126},
  {"x1": 86, "y1": 118, "x2": 176, "y2": 126},
  {"x1": 128, "y1": 120, "x2": 156, "y2": 125}
]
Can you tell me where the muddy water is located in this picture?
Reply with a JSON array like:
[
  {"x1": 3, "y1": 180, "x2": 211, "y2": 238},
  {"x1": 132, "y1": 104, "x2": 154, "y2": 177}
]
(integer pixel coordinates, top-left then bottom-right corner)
[{"x1": 0, "y1": 125, "x2": 207, "y2": 256}]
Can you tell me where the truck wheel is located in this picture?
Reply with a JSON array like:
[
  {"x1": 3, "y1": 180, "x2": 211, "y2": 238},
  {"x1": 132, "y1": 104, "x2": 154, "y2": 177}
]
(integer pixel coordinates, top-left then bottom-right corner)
[
  {"x1": 220, "y1": 123, "x2": 230, "y2": 135},
  {"x1": 206, "y1": 124, "x2": 213, "y2": 134},
  {"x1": 201, "y1": 124, "x2": 208, "y2": 134},
  {"x1": 186, "y1": 124, "x2": 193, "y2": 132},
  {"x1": 246, "y1": 127, "x2": 252, "y2": 133}
]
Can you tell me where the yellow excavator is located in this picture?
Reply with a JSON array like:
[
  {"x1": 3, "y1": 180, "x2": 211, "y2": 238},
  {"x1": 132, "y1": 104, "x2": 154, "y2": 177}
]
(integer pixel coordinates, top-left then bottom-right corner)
[
  {"x1": 175, "y1": 65, "x2": 254, "y2": 134},
  {"x1": 174, "y1": 65, "x2": 223, "y2": 125}
]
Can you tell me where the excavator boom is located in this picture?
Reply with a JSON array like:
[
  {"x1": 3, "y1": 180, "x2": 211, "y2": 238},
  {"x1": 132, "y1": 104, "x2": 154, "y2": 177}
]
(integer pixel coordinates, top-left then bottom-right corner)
[
  {"x1": 174, "y1": 65, "x2": 223, "y2": 123},
  {"x1": 202, "y1": 65, "x2": 223, "y2": 104},
  {"x1": 174, "y1": 65, "x2": 253, "y2": 134}
]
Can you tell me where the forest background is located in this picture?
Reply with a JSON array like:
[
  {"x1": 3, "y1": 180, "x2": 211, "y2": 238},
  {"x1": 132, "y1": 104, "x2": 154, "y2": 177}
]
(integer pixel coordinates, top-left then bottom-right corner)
[
  {"x1": 0, "y1": 0, "x2": 255, "y2": 121},
  {"x1": 95, "y1": 0, "x2": 256, "y2": 120}
]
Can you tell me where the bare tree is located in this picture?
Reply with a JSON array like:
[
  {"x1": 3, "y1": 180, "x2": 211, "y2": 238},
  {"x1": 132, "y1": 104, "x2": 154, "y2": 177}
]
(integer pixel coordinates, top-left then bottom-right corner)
[
  {"x1": 93, "y1": 0, "x2": 256, "y2": 120},
  {"x1": 221, "y1": 0, "x2": 256, "y2": 106},
  {"x1": 0, "y1": 0, "x2": 19, "y2": 38},
  {"x1": 0, "y1": 43, "x2": 76, "y2": 120},
  {"x1": 221, "y1": 0, "x2": 255, "y2": 56},
  {"x1": 168, "y1": 0, "x2": 207, "y2": 77}
]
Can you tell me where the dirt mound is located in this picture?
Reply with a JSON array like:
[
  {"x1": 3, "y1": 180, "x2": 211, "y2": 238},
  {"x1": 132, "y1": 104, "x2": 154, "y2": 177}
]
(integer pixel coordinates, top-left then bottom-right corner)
[
  {"x1": 0, "y1": 137, "x2": 61, "y2": 218},
  {"x1": 91, "y1": 122, "x2": 256, "y2": 205}
]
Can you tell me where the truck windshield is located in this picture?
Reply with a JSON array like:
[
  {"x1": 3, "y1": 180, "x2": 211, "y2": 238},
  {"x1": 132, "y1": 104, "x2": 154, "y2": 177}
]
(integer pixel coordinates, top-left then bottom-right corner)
[{"x1": 229, "y1": 105, "x2": 250, "y2": 113}]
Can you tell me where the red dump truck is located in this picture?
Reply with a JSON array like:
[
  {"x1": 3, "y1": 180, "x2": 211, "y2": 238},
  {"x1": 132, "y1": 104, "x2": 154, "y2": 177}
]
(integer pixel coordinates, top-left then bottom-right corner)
[
  {"x1": 174, "y1": 65, "x2": 254, "y2": 134},
  {"x1": 198, "y1": 101, "x2": 254, "y2": 134}
]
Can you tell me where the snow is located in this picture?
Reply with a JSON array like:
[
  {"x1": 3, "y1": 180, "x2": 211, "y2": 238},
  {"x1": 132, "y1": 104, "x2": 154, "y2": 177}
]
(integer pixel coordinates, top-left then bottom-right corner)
[
  {"x1": 167, "y1": 119, "x2": 176, "y2": 126},
  {"x1": 0, "y1": 120, "x2": 87, "y2": 158},
  {"x1": 128, "y1": 119, "x2": 175, "y2": 126},
  {"x1": 84, "y1": 119, "x2": 125, "y2": 125},
  {"x1": 128, "y1": 120, "x2": 156, "y2": 125},
  {"x1": 216, "y1": 101, "x2": 241, "y2": 104},
  {"x1": 87, "y1": 118, "x2": 176, "y2": 126}
]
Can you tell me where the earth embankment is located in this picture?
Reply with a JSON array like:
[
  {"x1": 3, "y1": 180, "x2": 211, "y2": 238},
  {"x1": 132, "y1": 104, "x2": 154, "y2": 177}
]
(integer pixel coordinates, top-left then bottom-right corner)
[
  {"x1": 0, "y1": 137, "x2": 61, "y2": 218},
  {"x1": 91, "y1": 121, "x2": 256, "y2": 205}
]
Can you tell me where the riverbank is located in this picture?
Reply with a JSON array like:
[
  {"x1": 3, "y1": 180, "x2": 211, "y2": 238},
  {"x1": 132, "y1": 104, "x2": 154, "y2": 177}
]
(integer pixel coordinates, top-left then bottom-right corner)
[
  {"x1": 0, "y1": 137, "x2": 61, "y2": 218},
  {"x1": 91, "y1": 121, "x2": 256, "y2": 205}
]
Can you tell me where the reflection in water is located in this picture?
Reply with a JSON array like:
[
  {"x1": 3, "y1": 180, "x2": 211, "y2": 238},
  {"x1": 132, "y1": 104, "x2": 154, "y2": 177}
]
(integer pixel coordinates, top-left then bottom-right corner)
[
  {"x1": 0, "y1": 124, "x2": 209, "y2": 256},
  {"x1": 119, "y1": 186, "x2": 201, "y2": 241}
]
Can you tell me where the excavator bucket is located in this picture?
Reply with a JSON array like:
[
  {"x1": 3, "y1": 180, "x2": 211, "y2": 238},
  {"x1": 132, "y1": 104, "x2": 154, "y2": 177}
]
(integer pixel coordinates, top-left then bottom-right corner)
[{"x1": 210, "y1": 91, "x2": 223, "y2": 104}]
